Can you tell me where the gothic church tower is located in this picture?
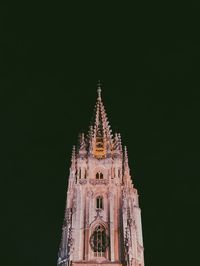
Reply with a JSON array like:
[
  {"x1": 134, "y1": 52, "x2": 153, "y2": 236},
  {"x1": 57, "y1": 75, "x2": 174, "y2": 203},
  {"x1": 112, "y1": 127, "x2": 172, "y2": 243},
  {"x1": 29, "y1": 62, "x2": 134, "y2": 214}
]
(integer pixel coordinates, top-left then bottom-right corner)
[{"x1": 57, "y1": 84, "x2": 145, "y2": 266}]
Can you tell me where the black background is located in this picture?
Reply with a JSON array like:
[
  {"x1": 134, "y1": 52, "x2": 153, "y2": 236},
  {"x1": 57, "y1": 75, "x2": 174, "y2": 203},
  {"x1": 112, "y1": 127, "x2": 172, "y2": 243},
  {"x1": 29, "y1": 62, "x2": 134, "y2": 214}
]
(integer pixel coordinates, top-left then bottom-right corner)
[{"x1": 1, "y1": 2, "x2": 200, "y2": 266}]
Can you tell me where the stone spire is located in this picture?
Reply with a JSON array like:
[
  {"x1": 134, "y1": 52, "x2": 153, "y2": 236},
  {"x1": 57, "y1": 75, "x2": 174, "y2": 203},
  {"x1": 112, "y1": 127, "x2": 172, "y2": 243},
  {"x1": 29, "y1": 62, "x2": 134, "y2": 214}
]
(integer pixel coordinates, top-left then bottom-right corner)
[{"x1": 89, "y1": 82, "x2": 113, "y2": 158}]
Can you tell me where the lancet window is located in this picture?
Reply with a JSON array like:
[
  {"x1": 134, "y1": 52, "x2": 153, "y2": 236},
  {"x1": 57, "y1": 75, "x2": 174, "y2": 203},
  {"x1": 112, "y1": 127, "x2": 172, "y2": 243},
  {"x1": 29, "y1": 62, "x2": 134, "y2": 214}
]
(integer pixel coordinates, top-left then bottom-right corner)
[
  {"x1": 96, "y1": 196, "x2": 103, "y2": 210},
  {"x1": 96, "y1": 172, "x2": 103, "y2": 179}
]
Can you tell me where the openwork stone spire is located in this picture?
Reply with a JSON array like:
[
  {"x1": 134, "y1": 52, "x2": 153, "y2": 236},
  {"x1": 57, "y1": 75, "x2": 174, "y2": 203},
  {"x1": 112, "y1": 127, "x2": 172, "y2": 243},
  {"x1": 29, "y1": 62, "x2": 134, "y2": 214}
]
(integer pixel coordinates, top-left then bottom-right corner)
[{"x1": 89, "y1": 82, "x2": 113, "y2": 159}]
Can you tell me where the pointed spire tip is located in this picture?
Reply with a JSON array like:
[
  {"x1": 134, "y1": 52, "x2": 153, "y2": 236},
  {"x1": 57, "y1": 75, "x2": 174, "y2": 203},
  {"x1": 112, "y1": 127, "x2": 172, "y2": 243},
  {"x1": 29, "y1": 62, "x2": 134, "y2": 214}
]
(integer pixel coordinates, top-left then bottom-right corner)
[{"x1": 97, "y1": 80, "x2": 102, "y2": 99}]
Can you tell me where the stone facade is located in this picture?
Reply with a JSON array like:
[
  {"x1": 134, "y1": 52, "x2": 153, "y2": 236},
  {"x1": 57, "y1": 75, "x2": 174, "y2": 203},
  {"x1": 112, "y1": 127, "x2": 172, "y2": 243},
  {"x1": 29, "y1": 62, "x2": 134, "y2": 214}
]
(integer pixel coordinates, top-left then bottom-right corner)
[{"x1": 57, "y1": 84, "x2": 145, "y2": 266}]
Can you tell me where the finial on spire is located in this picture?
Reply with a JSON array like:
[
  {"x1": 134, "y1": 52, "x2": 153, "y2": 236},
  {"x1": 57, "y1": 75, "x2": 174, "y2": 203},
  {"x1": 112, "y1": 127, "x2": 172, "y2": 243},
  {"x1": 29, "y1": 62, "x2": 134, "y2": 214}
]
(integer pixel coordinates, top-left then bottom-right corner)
[{"x1": 97, "y1": 80, "x2": 102, "y2": 100}]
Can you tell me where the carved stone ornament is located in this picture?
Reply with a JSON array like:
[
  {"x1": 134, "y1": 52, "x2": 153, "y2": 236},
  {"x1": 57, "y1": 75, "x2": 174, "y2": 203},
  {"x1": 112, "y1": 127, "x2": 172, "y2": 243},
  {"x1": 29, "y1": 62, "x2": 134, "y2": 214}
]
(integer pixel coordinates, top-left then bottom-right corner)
[
  {"x1": 89, "y1": 179, "x2": 109, "y2": 185},
  {"x1": 124, "y1": 227, "x2": 131, "y2": 255},
  {"x1": 94, "y1": 209, "x2": 103, "y2": 219},
  {"x1": 127, "y1": 218, "x2": 134, "y2": 226},
  {"x1": 87, "y1": 191, "x2": 94, "y2": 198},
  {"x1": 79, "y1": 179, "x2": 87, "y2": 185}
]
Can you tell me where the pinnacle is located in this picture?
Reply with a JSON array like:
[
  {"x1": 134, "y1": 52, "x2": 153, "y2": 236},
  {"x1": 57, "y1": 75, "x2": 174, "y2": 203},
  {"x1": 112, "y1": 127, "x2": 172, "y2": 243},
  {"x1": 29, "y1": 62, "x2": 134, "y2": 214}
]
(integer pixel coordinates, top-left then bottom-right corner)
[
  {"x1": 70, "y1": 145, "x2": 76, "y2": 170},
  {"x1": 71, "y1": 145, "x2": 76, "y2": 160},
  {"x1": 124, "y1": 146, "x2": 128, "y2": 161}
]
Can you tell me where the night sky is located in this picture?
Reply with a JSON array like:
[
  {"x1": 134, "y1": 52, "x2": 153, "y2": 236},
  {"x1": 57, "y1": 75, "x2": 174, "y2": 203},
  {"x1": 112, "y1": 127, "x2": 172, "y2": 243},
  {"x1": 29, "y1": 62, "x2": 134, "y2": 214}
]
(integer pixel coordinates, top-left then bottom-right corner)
[{"x1": 1, "y1": 2, "x2": 200, "y2": 266}]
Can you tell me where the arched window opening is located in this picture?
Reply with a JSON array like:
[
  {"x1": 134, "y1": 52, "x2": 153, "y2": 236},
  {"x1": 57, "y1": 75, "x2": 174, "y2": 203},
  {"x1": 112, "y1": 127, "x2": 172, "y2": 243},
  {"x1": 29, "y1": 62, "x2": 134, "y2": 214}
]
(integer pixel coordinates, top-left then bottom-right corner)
[
  {"x1": 90, "y1": 225, "x2": 109, "y2": 257},
  {"x1": 96, "y1": 196, "x2": 103, "y2": 210},
  {"x1": 96, "y1": 172, "x2": 103, "y2": 179}
]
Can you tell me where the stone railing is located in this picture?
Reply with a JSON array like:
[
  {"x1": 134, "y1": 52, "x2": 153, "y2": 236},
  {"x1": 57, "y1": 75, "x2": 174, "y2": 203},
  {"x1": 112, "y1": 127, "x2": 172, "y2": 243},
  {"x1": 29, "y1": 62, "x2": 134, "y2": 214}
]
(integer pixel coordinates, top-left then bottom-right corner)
[
  {"x1": 79, "y1": 179, "x2": 109, "y2": 185},
  {"x1": 89, "y1": 179, "x2": 109, "y2": 185}
]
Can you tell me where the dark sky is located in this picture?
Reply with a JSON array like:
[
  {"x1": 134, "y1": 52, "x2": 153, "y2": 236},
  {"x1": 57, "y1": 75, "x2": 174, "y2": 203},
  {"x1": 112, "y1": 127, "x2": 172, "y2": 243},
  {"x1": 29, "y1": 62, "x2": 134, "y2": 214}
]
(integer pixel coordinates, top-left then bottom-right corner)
[{"x1": 1, "y1": 2, "x2": 200, "y2": 266}]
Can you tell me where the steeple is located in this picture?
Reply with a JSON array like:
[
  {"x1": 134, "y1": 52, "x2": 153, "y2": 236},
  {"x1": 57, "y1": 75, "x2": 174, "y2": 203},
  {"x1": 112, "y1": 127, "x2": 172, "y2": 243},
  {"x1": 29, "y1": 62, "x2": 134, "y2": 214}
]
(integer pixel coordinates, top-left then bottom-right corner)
[{"x1": 57, "y1": 83, "x2": 145, "y2": 266}]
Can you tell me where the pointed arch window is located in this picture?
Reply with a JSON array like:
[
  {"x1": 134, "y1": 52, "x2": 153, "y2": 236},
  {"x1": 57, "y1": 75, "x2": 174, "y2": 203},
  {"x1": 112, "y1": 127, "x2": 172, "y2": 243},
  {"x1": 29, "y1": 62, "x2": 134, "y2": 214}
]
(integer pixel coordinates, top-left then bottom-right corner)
[
  {"x1": 96, "y1": 196, "x2": 103, "y2": 210},
  {"x1": 90, "y1": 225, "x2": 109, "y2": 257},
  {"x1": 96, "y1": 172, "x2": 103, "y2": 179}
]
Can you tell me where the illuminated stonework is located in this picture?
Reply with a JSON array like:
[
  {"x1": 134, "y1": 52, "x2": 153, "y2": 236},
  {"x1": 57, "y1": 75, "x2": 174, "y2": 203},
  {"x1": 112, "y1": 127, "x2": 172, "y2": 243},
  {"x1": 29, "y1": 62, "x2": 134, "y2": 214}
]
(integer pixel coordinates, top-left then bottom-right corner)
[{"x1": 57, "y1": 84, "x2": 145, "y2": 266}]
